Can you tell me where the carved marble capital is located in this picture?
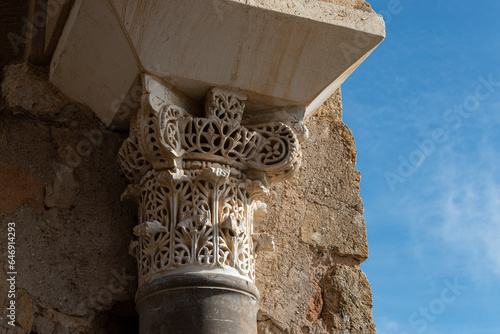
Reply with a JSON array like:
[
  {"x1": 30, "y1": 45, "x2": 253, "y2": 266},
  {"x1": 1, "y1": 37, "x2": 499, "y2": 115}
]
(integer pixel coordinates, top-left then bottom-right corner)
[{"x1": 118, "y1": 75, "x2": 303, "y2": 287}]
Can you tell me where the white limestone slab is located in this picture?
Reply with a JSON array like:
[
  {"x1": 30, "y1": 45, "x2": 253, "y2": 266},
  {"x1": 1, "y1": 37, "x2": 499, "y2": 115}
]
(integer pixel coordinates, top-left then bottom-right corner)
[{"x1": 50, "y1": 0, "x2": 384, "y2": 127}]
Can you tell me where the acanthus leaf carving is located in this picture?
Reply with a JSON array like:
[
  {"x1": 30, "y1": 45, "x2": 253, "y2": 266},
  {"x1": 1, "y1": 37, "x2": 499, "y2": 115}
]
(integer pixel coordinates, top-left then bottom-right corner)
[{"x1": 252, "y1": 233, "x2": 275, "y2": 253}]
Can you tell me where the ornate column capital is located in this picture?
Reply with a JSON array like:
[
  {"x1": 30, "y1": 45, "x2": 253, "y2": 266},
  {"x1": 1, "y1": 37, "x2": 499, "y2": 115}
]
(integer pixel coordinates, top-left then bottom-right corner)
[{"x1": 118, "y1": 75, "x2": 303, "y2": 289}]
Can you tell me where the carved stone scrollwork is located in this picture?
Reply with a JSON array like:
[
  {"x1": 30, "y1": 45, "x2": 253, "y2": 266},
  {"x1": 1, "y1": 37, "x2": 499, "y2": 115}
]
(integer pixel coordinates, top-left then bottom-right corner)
[{"x1": 119, "y1": 75, "x2": 303, "y2": 288}]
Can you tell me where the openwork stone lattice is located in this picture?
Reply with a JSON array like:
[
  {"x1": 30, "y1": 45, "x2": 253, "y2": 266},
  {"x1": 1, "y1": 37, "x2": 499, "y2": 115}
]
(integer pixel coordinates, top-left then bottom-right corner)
[{"x1": 119, "y1": 78, "x2": 302, "y2": 287}]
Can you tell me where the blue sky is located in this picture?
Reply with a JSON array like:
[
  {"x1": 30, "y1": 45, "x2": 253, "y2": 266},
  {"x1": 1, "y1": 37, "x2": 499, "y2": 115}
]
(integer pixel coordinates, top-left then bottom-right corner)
[{"x1": 341, "y1": 0, "x2": 500, "y2": 333}]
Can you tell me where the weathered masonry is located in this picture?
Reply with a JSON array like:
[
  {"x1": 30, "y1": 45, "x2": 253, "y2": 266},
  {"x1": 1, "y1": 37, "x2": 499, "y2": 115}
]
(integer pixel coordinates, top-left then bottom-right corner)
[{"x1": 0, "y1": 0, "x2": 384, "y2": 333}]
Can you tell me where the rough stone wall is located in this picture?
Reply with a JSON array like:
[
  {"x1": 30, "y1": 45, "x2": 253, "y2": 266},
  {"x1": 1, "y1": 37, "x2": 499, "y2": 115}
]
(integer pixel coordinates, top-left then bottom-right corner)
[
  {"x1": 0, "y1": 64, "x2": 139, "y2": 333},
  {"x1": 255, "y1": 91, "x2": 375, "y2": 334}
]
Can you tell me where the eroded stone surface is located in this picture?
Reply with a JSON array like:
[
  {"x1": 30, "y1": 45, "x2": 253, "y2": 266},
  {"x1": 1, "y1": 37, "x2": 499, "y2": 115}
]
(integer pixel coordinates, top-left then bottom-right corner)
[
  {"x1": 306, "y1": 280, "x2": 324, "y2": 322},
  {"x1": 0, "y1": 163, "x2": 45, "y2": 213},
  {"x1": 15, "y1": 289, "x2": 33, "y2": 332},
  {"x1": 301, "y1": 204, "x2": 368, "y2": 260},
  {"x1": 256, "y1": 88, "x2": 372, "y2": 332},
  {"x1": 0, "y1": 64, "x2": 138, "y2": 333},
  {"x1": 321, "y1": 265, "x2": 375, "y2": 333},
  {"x1": 1, "y1": 63, "x2": 67, "y2": 119},
  {"x1": 44, "y1": 163, "x2": 80, "y2": 210},
  {"x1": 256, "y1": 178, "x2": 315, "y2": 330},
  {"x1": 300, "y1": 119, "x2": 362, "y2": 212},
  {"x1": 314, "y1": 88, "x2": 343, "y2": 122}
]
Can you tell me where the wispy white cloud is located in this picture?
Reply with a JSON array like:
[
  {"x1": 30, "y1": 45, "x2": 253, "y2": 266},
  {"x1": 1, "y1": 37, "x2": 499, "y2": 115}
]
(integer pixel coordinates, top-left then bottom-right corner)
[
  {"x1": 440, "y1": 174, "x2": 500, "y2": 279},
  {"x1": 409, "y1": 140, "x2": 500, "y2": 284}
]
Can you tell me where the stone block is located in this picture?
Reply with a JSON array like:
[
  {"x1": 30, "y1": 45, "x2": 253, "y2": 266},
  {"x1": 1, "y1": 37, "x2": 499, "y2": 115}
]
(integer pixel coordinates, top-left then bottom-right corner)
[
  {"x1": 301, "y1": 203, "x2": 368, "y2": 261},
  {"x1": 321, "y1": 264, "x2": 375, "y2": 334},
  {"x1": 300, "y1": 118, "x2": 363, "y2": 213},
  {"x1": 1, "y1": 63, "x2": 66, "y2": 120}
]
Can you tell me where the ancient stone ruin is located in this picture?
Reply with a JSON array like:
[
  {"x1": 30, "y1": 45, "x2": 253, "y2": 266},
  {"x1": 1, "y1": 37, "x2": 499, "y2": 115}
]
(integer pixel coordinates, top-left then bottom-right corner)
[{"x1": 0, "y1": 0, "x2": 384, "y2": 333}]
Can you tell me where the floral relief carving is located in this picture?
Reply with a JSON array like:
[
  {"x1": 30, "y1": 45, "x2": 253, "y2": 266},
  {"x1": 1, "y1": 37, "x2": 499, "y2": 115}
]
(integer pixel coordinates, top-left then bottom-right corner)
[{"x1": 119, "y1": 76, "x2": 303, "y2": 287}]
